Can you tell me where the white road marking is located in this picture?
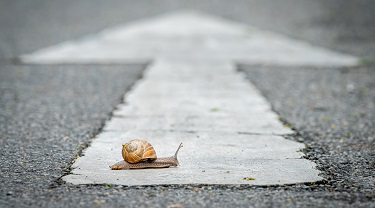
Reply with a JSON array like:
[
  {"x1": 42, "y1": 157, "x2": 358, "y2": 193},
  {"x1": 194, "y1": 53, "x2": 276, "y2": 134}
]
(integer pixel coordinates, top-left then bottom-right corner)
[
  {"x1": 21, "y1": 11, "x2": 359, "y2": 185},
  {"x1": 21, "y1": 11, "x2": 358, "y2": 67}
]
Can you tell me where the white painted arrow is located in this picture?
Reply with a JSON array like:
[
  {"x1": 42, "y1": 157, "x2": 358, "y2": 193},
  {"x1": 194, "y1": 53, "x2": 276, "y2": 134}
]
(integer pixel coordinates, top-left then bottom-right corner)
[
  {"x1": 21, "y1": 10, "x2": 358, "y2": 67},
  {"x1": 22, "y1": 11, "x2": 359, "y2": 185}
]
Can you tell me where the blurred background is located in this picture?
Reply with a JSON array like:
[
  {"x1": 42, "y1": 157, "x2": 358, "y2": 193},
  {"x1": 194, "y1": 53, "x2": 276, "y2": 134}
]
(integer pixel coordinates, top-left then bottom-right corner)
[{"x1": 0, "y1": 0, "x2": 374, "y2": 60}]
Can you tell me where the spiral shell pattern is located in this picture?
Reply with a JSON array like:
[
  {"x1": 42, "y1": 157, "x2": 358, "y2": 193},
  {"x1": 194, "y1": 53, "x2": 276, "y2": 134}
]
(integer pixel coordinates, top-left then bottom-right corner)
[{"x1": 122, "y1": 139, "x2": 157, "y2": 163}]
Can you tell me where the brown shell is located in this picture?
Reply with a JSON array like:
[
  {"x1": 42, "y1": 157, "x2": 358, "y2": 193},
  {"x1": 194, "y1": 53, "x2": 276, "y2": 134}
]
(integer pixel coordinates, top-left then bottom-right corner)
[{"x1": 121, "y1": 139, "x2": 157, "y2": 163}]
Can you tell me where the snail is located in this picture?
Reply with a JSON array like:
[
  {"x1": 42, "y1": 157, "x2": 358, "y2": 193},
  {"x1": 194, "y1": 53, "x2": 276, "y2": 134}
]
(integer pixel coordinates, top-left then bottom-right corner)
[{"x1": 110, "y1": 139, "x2": 183, "y2": 170}]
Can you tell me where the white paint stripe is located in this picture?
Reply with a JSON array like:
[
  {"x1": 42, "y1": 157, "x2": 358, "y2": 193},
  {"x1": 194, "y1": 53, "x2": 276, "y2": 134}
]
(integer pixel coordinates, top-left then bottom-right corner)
[
  {"x1": 24, "y1": 11, "x2": 331, "y2": 185},
  {"x1": 64, "y1": 58, "x2": 320, "y2": 185},
  {"x1": 67, "y1": 131, "x2": 318, "y2": 185}
]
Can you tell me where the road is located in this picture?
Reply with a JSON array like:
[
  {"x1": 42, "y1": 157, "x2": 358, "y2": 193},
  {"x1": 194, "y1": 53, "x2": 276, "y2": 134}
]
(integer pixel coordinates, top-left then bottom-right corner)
[{"x1": 0, "y1": 1, "x2": 374, "y2": 207}]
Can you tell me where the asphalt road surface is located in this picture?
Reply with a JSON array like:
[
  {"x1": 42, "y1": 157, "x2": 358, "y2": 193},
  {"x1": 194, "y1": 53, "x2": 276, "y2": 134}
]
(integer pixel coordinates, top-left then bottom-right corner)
[{"x1": 0, "y1": 0, "x2": 374, "y2": 207}]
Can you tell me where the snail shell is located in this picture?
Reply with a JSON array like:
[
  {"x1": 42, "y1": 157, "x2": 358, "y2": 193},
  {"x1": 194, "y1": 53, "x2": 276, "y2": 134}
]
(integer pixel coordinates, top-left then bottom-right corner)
[
  {"x1": 122, "y1": 139, "x2": 157, "y2": 163},
  {"x1": 111, "y1": 141, "x2": 183, "y2": 170}
]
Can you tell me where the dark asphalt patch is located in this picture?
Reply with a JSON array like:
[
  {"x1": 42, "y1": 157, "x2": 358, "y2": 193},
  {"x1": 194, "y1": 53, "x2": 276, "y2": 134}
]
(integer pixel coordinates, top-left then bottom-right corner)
[
  {"x1": 0, "y1": 64, "x2": 145, "y2": 205},
  {"x1": 239, "y1": 64, "x2": 375, "y2": 205}
]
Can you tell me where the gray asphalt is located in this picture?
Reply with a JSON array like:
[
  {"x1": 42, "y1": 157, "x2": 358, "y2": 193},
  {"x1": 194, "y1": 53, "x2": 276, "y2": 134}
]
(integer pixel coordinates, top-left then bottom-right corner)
[{"x1": 0, "y1": 0, "x2": 374, "y2": 207}]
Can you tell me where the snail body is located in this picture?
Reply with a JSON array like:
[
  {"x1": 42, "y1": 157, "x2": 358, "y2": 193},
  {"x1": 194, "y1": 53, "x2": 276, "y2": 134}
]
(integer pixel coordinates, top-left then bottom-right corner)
[{"x1": 110, "y1": 140, "x2": 183, "y2": 170}]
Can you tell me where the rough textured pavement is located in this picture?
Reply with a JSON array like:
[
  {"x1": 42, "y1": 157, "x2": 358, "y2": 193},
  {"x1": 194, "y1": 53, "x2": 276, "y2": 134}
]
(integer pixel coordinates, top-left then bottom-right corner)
[
  {"x1": 22, "y1": 10, "x2": 358, "y2": 186},
  {"x1": 0, "y1": 0, "x2": 374, "y2": 207}
]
